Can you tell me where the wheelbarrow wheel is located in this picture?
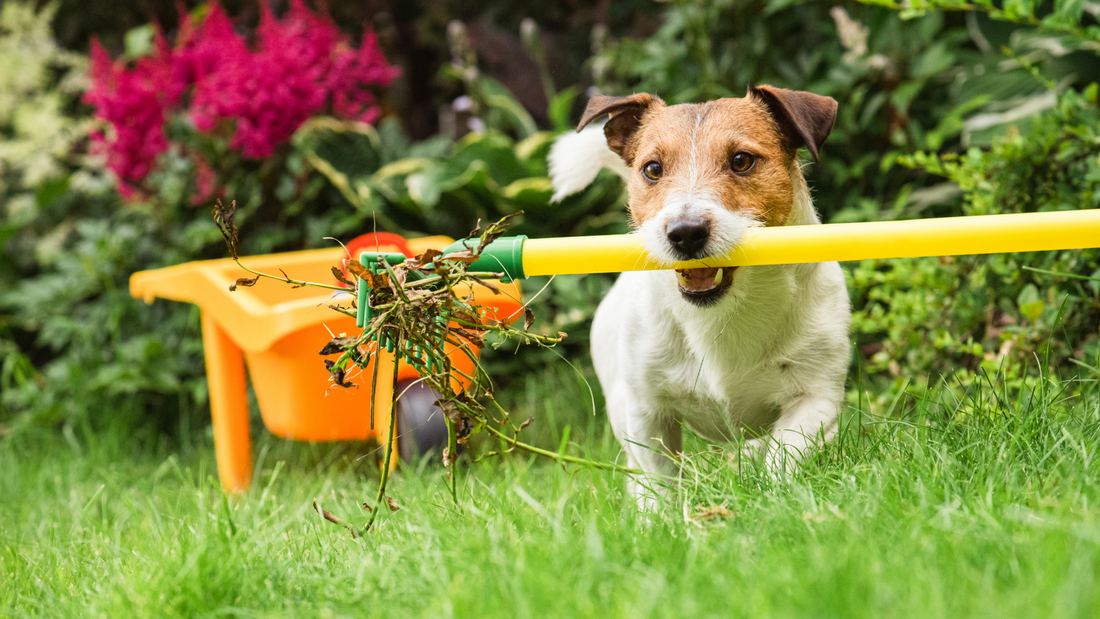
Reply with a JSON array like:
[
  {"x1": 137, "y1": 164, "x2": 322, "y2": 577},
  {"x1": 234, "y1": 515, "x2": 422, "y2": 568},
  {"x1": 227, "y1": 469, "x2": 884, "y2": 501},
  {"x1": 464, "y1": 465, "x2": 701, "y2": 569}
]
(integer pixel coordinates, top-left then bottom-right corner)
[{"x1": 394, "y1": 378, "x2": 449, "y2": 460}]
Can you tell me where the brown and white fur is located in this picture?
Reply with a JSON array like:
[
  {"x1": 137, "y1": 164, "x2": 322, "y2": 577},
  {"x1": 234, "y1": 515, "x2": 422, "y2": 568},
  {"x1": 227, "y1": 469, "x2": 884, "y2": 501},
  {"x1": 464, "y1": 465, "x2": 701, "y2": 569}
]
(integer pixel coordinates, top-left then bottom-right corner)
[{"x1": 549, "y1": 87, "x2": 851, "y2": 509}]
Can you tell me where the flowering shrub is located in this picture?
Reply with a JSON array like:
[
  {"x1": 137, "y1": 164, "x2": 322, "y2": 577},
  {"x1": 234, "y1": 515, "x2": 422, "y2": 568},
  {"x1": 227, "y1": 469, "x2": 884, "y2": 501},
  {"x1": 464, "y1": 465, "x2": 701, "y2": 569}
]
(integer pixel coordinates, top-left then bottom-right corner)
[{"x1": 84, "y1": 0, "x2": 399, "y2": 198}]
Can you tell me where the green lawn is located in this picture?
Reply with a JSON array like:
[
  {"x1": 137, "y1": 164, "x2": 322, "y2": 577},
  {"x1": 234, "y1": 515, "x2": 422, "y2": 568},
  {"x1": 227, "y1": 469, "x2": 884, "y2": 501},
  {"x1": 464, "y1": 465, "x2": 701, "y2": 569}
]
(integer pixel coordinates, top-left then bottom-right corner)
[{"x1": 3, "y1": 363, "x2": 1100, "y2": 618}]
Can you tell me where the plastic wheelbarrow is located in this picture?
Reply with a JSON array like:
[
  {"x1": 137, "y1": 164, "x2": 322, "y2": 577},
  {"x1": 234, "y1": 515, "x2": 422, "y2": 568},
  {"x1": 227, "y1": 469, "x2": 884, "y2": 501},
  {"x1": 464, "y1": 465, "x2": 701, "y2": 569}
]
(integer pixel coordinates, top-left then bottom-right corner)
[{"x1": 130, "y1": 234, "x2": 523, "y2": 492}]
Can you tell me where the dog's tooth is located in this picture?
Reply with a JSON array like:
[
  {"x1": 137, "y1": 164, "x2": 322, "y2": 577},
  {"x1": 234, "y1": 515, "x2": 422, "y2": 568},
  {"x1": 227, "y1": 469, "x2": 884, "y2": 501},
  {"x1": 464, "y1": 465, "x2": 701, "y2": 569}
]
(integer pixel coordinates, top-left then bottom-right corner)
[
  {"x1": 714, "y1": 268, "x2": 723, "y2": 286},
  {"x1": 676, "y1": 271, "x2": 689, "y2": 287}
]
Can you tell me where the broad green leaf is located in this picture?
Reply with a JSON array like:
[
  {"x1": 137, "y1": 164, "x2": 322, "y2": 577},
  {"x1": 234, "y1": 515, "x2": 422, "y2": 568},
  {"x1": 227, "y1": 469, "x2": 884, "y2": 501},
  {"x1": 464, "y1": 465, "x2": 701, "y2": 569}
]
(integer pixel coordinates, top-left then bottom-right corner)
[
  {"x1": 1002, "y1": 0, "x2": 1036, "y2": 20},
  {"x1": 1020, "y1": 300, "x2": 1044, "y2": 323},
  {"x1": 449, "y1": 133, "x2": 527, "y2": 186},
  {"x1": 374, "y1": 158, "x2": 433, "y2": 179},
  {"x1": 406, "y1": 171, "x2": 441, "y2": 209},
  {"x1": 502, "y1": 177, "x2": 553, "y2": 209},
  {"x1": 1054, "y1": 0, "x2": 1086, "y2": 24},
  {"x1": 515, "y1": 132, "x2": 556, "y2": 163},
  {"x1": 911, "y1": 43, "x2": 955, "y2": 79},
  {"x1": 548, "y1": 86, "x2": 579, "y2": 132},
  {"x1": 1017, "y1": 284, "x2": 1044, "y2": 323}
]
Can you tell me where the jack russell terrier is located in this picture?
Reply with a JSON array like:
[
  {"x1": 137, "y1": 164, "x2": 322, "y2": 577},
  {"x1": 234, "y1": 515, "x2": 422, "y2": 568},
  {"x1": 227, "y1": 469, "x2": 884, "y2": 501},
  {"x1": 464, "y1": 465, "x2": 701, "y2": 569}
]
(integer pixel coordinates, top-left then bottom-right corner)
[{"x1": 548, "y1": 86, "x2": 851, "y2": 508}]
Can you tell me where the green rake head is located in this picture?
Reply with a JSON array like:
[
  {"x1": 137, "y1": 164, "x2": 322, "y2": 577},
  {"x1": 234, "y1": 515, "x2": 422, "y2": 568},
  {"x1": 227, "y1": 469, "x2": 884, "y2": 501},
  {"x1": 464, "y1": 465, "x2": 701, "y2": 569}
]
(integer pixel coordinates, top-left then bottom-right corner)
[{"x1": 354, "y1": 236, "x2": 528, "y2": 329}]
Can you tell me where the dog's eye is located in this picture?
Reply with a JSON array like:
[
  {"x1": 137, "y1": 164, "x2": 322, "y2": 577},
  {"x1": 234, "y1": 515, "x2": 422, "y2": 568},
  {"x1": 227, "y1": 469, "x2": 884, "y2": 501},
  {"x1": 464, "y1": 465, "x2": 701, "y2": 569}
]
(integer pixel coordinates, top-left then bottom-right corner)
[
  {"x1": 730, "y1": 152, "x2": 755, "y2": 174},
  {"x1": 642, "y1": 161, "x2": 663, "y2": 182}
]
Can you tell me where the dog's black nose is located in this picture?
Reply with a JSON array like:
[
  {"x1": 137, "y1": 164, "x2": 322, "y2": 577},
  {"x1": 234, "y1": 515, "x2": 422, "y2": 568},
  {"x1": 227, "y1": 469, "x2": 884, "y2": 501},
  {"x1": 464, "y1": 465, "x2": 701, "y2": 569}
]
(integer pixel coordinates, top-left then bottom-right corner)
[{"x1": 666, "y1": 217, "x2": 710, "y2": 257}]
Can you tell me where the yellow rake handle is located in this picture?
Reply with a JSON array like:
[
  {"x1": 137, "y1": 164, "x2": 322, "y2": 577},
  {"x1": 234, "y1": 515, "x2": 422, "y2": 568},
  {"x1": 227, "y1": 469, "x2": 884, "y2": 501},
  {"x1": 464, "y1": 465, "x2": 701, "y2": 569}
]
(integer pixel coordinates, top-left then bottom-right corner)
[{"x1": 520, "y1": 210, "x2": 1100, "y2": 276}]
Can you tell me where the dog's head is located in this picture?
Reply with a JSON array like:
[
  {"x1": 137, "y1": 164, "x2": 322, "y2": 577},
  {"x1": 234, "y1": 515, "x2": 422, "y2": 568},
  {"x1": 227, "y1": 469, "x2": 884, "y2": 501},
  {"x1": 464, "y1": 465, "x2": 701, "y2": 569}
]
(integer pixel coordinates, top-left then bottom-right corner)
[{"x1": 578, "y1": 86, "x2": 837, "y2": 306}]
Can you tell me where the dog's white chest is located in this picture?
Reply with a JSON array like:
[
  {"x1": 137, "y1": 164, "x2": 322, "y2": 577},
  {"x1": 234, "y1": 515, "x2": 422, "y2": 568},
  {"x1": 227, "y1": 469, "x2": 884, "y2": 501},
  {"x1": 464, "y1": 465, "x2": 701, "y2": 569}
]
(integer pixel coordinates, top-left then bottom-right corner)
[
  {"x1": 646, "y1": 318, "x2": 792, "y2": 439},
  {"x1": 593, "y1": 265, "x2": 847, "y2": 445}
]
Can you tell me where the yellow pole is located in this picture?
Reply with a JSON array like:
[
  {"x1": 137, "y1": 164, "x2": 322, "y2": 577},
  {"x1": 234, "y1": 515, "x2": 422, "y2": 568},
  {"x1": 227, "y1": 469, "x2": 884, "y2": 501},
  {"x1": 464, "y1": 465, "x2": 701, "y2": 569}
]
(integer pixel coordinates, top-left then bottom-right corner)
[{"x1": 521, "y1": 210, "x2": 1100, "y2": 277}]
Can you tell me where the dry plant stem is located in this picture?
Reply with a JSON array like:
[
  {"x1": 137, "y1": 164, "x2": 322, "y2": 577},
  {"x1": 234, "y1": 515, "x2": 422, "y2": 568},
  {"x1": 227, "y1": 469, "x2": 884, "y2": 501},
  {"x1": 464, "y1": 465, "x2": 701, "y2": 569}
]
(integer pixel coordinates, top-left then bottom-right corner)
[
  {"x1": 364, "y1": 337, "x2": 403, "y2": 534},
  {"x1": 481, "y1": 424, "x2": 640, "y2": 474},
  {"x1": 445, "y1": 413, "x2": 459, "y2": 505},
  {"x1": 483, "y1": 398, "x2": 640, "y2": 474},
  {"x1": 312, "y1": 500, "x2": 357, "y2": 539},
  {"x1": 232, "y1": 257, "x2": 347, "y2": 291},
  {"x1": 368, "y1": 328, "x2": 384, "y2": 431},
  {"x1": 326, "y1": 306, "x2": 357, "y2": 318}
]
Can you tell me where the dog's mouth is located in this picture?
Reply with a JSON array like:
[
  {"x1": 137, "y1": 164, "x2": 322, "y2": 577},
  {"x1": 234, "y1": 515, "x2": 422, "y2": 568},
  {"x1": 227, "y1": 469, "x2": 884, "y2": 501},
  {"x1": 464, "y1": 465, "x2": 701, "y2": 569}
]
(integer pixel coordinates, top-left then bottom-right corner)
[{"x1": 675, "y1": 266, "x2": 736, "y2": 306}]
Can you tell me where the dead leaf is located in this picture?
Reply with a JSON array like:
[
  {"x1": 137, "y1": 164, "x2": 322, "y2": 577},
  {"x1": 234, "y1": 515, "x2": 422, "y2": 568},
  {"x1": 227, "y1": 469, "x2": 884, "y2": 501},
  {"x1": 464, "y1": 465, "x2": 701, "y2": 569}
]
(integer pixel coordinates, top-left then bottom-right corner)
[
  {"x1": 356, "y1": 269, "x2": 389, "y2": 290},
  {"x1": 444, "y1": 249, "x2": 478, "y2": 264},
  {"x1": 465, "y1": 219, "x2": 483, "y2": 241},
  {"x1": 391, "y1": 266, "x2": 407, "y2": 288},
  {"x1": 523, "y1": 307, "x2": 534, "y2": 331},
  {"x1": 313, "y1": 500, "x2": 357, "y2": 538},
  {"x1": 331, "y1": 266, "x2": 356, "y2": 287},
  {"x1": 318, "y1": 336, "x2": 358, "y2": 356},
  {"x1": 437, "y1": 398, "x2": 462, "y2": 424},
  {"x1": 691, "y1": 504, "x2": 733, "y2": 522},
  {"x1": 362, "y1": 497, "x2": 401, "y2": 513},
  {"x1": 312, "y1": 500, "x2": 343, "y2": 525},
  {"x1": 449, "y1": 326, "x2": 485, "y2": 347},
  {"x1": 229, "y1": 276, "x2": 258, "y2": 291},
  {"x1": 517, "y1": 417, "x2": 533, "y2": 431},
  {"x1": 346, "y1": 261, "x2": 370, "y2": 279},
  {"x1": 325, "y1": 359, "x2": 356, "y2": 389},
  {"x1": 478, "y1": 213, "x2": 520, "y2": 248},
  {"x1": 452, "y1": 308, "x2": 482, "y2": 325},
  {"x1": 406, "y1": 249, "x2": 442, "y2": 270},
  {"x1": 212, "y1": 199, "x2": 239, "y2": 259}
]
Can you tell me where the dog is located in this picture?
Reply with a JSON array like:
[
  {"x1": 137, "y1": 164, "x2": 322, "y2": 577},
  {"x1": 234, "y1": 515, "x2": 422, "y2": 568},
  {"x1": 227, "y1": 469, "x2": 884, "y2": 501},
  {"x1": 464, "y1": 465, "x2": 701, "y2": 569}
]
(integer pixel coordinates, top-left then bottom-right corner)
[{"x1": 548, "y1": 86, "x2": 852, "y2": 508}]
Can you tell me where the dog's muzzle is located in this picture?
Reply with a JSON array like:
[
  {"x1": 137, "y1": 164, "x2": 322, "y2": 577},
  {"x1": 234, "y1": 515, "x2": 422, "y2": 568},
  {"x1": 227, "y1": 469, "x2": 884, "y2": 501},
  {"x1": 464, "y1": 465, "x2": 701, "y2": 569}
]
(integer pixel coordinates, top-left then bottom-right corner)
[{"x1": 665, "y1": 216, "x2": 711, "y2": 259}]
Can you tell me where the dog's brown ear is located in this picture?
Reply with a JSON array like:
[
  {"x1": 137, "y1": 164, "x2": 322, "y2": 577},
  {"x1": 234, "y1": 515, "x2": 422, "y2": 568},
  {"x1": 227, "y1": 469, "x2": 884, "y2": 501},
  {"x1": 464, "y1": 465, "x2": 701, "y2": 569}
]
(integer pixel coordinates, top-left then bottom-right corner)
[
  {"x1": 750, "y1": 85, "x2": 837, "y2": 164},
  {"x1": 577, "y1": 93, "x2": 664, "y2": 165}
]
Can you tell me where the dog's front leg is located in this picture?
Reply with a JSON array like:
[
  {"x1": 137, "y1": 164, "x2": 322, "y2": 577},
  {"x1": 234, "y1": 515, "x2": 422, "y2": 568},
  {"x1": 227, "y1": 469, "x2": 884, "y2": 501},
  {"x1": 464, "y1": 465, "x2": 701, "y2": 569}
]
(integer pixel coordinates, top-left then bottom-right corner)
[
  {"x1": 608, "y1": 388, "x2": 682, "y2": 511},
  {"x1": 763, "y1": 394, "x2": 841, "y2": 475}
]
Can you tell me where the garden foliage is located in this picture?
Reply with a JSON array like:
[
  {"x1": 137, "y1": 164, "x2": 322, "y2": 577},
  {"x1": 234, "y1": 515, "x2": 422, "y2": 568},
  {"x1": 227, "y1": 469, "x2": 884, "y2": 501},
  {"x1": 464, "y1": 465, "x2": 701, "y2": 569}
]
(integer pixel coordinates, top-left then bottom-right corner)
[{"x1": 2, "y1": 0, "x2": 1099, "y2": 437}]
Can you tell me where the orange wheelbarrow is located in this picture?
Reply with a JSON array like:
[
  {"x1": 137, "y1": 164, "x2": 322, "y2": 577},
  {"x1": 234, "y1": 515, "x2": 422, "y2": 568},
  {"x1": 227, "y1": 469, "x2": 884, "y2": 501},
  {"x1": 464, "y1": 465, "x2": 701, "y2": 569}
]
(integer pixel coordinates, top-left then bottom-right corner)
[{"x1": 130, "y1": 234, "x2": 523, "y2": 492}]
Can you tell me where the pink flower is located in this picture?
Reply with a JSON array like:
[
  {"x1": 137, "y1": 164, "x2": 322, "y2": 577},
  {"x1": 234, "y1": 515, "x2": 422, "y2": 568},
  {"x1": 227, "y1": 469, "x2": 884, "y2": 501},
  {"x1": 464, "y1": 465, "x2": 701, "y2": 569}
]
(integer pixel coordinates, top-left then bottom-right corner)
[
  {"x1": 84, "y1": 34, "x2": 177, "y2": 196},
  {"x1": 84, "y1": 0, "x2": 400, "y2": 195},
  {"x1": 330, "y1": 31, "x2": 401, "y2": 122}
]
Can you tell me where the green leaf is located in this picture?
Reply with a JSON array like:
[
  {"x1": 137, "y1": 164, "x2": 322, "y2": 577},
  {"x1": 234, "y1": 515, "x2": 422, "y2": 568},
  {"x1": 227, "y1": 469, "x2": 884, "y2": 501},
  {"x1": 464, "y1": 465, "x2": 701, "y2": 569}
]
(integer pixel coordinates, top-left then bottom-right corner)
[
  {"x1": 1053, "y1": 0, "x2": 1085, "y2": 24},
  {"x1": 449, "y1": 133, "x2": 527, "y2": 187},
  {"x1": 1020, "y1": 300, "x2": 1044, "y2": 323},
  {"x1": 0, "y1": 225, "x2": 18, "y2": 249},
  {"x1": 502, "y1": 177, "x2": 553, "y2": 209},
  {"x1": 1002, "y1": 0, "x2": 1036, "y2": 20},
  {"x1": 406, "y1": 171, "x2": 442, "y2": 209},
  {"x1": 911, "y1": 42, "x2": 955, "y2": 79},
  {"x1": 1017, "y1": 284, "x2": 1044, "y2": 323},
  {"x1": 548, "y1": 86, "x2": 579, "y2": 132},
  {"x1": 124, "y1": 24, "x2": 154, "y2": 60},
  {"x1": 35, "y1": 176, "x2": 70, "y2": 209}
]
